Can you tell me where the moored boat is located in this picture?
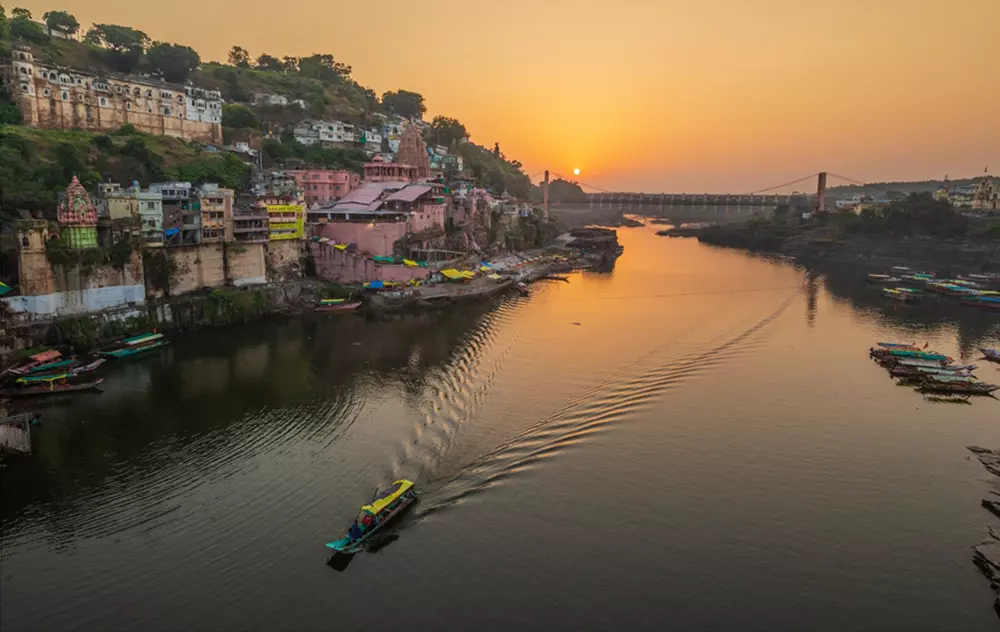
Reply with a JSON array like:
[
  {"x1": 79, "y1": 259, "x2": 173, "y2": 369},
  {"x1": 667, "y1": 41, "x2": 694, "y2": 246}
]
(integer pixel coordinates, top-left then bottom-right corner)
[
  {"x1": 12, "y1": 358, "x2": 105, "y2": 384},
  {"x1": 883, "y1": 288, "x2": 918, "y2": 302},
  {"x1": 876, "y1": 341, "x2": 919, "y2": 349},
  {"x1": 4, "y1": 377, "x2": 105, "y2": 397},
  {"x1": 326, "y1": 479, "x2": 419, "y2": 555},
  {"x1": 315, "y1": 298, "x2": 362, "y2": 313},
  {"x1": 867, "y1": 274, "x2": 901, "y2": 284},
  {"x1": 916, "y1": 381, "x2": 998, "y2": 396},
  {"x1": 98, "y1": 332, "x2": 169, "y2": 358},
  {"x1": 4, "y1": 350, "x2": 78, "y2": 377},
  {"x1": 517, "y1": 282, "x2": 530, "y2": 296},
  {"x1": 981, "y1": 348, "x2": 1000, "y2": 363},
  {"x1": 870, "y1": 348, "x2": 950, "y2": 363}
]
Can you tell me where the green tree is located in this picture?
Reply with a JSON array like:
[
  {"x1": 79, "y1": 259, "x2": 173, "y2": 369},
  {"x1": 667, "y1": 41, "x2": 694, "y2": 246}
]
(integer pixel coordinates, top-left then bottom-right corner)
[
  {"x1": 0, "y1": 84, "x2": 22, "y2": 125},
  {"x1": 84, "y1": 24, "x2": 149, "y2": 72},
  {"x1": 227, "y1": 46, "x2": 251, "y2": 68},
  {"x1": 298, "y1": 54, "x2": 351, "y2": 81},
  {"x1": 255, "y1": 54, "x2": 283, "y2": 72},
  {"x1": 280, "y1": 56, "x2": 298, "y2": 72},
  {"x1": 10, "y1": 8, "x2": 46, "y2": 42},
  {"x1": 42, "y1": 10, "x2": 79, "y2": 36},
  {"x1": 146, "y1": 42, "x2": 200, "y2": 83},
  {"x1": 427, "y1": 116, "x2": 467, "y2": 147},
  {"x1": 381, "y1": 90, "x2": 425, "y2": 119},
  {"x1": 222, "y1": 103, "x2": 259, "y2": 130}
]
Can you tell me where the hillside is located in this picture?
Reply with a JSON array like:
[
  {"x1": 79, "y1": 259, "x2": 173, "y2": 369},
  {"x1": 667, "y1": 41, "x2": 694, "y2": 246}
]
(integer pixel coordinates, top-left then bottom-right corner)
[
  {"x1": 0, "y1": 124, "x2": 251, "y2": 229},
  {"x1": 827, "y1": 177, "x2": 985, "y2": 197}
]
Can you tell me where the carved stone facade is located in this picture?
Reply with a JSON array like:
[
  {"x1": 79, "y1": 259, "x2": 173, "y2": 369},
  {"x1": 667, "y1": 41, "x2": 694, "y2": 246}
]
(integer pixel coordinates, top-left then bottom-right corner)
[
  {"x1": 57, "y1": 176, "x2": 99, "y2": 249},
  {"x1": 395, "y1": 123, "x2": 431, "y2": 179},
  {"x1": 7, "y1": 47, "x2": 222, "y2": 143}
]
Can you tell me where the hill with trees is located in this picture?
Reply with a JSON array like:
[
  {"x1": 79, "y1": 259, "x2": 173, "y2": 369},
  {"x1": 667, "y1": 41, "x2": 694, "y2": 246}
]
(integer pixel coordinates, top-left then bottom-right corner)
[{"x1": 0, "y1": 5, "x2": 538, "y2": 221}]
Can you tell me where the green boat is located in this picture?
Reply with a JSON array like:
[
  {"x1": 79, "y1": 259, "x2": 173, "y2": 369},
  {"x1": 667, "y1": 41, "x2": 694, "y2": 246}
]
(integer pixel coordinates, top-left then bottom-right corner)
[{"x1": 98, "y1": 333, "x2": 169, "y2": 359}]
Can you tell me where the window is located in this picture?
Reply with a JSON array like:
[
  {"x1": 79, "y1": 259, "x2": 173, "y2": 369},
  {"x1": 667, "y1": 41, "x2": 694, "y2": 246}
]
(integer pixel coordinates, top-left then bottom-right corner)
[
  {"x1": 176, "y1": 95, "x2": 183, "y2": 104},
  {"x1": 99, "y1": 97, "x2": 107, "y2": 107},
  {"x1": 116, "y1": 86, "x2": 122, "y2": 94},
  {"x1": 147, "y1": 202, "x2": 155, "y2": 209},
  {"x1": 61, "y1": 91, "x2": 68, "y2": 100},
  {"x1": 43, "y1": 88, "x2": 50, "y2": 97},
  {"x1": 134, "y1": 88, "x2": 141, "y2": 96},
  {"x1": 18, "y1": 67, "x2": 26, "y2": 74},
  {"x1": 126, "y1": 102, "x2": 131, "y2": 110},
  {"x1": 21, "y1": 84, "x2": 28, "y2": 92},
  {"x1": 76, "y1": 78, "x2": 82, "y2": 85},
  {"x1": 21, "y1": 236, "x2": 29, "y2": 248}
]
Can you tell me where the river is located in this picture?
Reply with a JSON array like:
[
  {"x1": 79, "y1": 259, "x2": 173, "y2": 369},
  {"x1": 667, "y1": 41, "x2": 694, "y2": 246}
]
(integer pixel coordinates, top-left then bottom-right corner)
[{"x1": 2, "y1": 225, "x2": 999, "y2": 631}]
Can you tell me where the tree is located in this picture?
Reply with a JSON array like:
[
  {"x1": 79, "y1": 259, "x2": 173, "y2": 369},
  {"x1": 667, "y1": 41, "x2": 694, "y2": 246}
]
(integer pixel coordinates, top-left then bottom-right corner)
[
  {"x1": 280, "y1": 56, "x2": 298, "y2": 72},
  {"x1": 43, "y1": 10, "x2": 79, "y2": 36},
  {"x1": 427, "y1": 116, "x2": 467, "y2": 147},
  {"x1": 222, "y1": 104, "x2": 259, "y2": 130},
  {"x1": 493, "y1": 143, "x2": 501, "y2": 158},
  {"x1": 254, "y1": 54, "x2": 284, "y2": 72},
  {"x1": 227, "y1": 46, "x2": 251, "y2": 68},
  {"x1": 146, "y1": 42, "x2": 200, "y2": 83},
  {"x1": 381, "y1": 90, "x2": 426, "y2": 119},
  {"x1": 298, "y1": 54, "x2": 351, "y2": 81},
  {"x1": 9, "y1": 8, "x2": 46, "y2": 42},
  {"x1": 0, "y1": 84, "x2": 22, "y2": 125},
  {"x1": 84, "y1": 24, "x2": 149, "y2": 72}
]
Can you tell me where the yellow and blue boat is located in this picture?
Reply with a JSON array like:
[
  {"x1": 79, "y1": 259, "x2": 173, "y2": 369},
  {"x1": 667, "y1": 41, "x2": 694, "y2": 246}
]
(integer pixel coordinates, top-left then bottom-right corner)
[{"x1": 326, "y1": 479, "x2": 419, "y2": 554}]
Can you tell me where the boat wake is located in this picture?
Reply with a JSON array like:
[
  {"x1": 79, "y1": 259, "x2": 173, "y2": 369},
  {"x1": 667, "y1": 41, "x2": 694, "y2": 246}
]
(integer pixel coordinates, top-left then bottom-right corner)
[{"x1": 413, "y1": 291, "x2": 797, "y2": 518}]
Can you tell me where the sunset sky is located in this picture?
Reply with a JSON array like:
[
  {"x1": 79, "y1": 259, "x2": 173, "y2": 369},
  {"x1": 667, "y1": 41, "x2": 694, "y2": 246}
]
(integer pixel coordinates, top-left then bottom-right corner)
[{"x1": 18, "y1": 0, "x2": 1000, "y2": 192}]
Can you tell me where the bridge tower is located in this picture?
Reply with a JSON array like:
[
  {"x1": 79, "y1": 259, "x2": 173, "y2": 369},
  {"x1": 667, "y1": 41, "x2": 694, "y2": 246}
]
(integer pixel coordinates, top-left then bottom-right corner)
[
  {"x1": 815, "y1": 172, "x2": 827, "y2": 213},
  {"x1": 542, "y1": 170, "x2": 550, "y2": 220}
]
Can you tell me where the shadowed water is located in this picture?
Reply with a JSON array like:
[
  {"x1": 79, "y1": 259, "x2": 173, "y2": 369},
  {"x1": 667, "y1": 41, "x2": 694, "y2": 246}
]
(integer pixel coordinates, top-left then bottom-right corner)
[{"x1": 2, "y1": 226, "x2": 999, "y2": 631}]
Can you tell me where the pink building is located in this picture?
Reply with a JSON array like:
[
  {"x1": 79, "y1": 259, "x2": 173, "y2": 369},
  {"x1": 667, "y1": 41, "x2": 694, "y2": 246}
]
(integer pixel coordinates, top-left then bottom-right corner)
[{"x1": 287, "y1": 169, "x2": 360, "y2": 207}]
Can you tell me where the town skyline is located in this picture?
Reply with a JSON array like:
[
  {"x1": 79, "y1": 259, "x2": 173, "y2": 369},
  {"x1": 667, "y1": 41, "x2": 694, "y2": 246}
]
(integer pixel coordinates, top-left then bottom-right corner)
[{"x1": 13, "y1": 0, "x2": 1000, "y2": 193}]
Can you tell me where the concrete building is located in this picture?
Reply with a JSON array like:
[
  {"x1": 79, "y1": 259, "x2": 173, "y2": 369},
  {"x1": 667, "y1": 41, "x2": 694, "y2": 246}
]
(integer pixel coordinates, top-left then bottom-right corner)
[
  {"x1": 197, "y1": 184, "x2": 234, "y2": 243},
  {"x1": 252, "y1": 93, "x2": 288, "y2": 107},
  {"x1": 7, "y1": 47, "x2": 222, "y2": 142},
  {"x1": 149, "y1": 182, "x2": 199, "y2": 246},
  {"x1": 287, "y1": 169, "x2": 361, "y2": 207},
  {"x1": 292, "y1": 120, "x2": 359, "y2": 147},
  {"x1": 138, "y1": 189, "x2": 164, "y2": 247}
]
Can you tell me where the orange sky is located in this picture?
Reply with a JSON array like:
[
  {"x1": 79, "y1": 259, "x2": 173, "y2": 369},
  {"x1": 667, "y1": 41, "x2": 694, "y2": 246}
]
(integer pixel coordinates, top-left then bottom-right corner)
[{"x1": 18, "y1": 0, "x2": 1000, "y2": 192}]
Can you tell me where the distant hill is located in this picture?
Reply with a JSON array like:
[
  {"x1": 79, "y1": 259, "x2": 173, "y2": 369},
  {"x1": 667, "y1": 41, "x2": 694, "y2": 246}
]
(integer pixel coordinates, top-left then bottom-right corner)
[{"x1": 827, "y1": 177, "x2": 986, "y2": 198}]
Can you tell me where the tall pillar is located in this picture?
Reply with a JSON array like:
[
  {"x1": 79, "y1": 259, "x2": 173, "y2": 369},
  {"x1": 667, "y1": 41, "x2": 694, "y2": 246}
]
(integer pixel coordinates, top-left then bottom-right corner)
[
  {"x1": 816, "y1": 172, "x2": 827, "y2": 213},
  {"x1": 543, "y1": 170, "x2": 550, "y2": 220}
]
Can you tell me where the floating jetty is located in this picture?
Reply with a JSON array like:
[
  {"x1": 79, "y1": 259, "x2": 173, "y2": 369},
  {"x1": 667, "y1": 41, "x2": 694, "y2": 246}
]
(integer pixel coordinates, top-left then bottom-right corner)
[{"x1": 968, "y1": 446, "x2": 1000, "y2": 620}]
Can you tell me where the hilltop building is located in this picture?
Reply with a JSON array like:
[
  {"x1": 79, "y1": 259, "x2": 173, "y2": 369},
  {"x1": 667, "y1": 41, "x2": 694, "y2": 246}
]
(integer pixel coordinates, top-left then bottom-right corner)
[
  {"x1": 56, "y1": 176, "x2": 98, "y2": 249},
  {"x1": 6, "y1": 47, "x2": 222, "y2": 142}
]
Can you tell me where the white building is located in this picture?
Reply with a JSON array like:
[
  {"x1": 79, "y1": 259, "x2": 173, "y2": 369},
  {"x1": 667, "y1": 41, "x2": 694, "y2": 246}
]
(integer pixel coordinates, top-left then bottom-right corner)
[
  {"x1": 185, "y1": 86, "x2": 222, "y2": 125},
  {"x1": 252, "y1": 93, "x2": 289, "y2": 107}
]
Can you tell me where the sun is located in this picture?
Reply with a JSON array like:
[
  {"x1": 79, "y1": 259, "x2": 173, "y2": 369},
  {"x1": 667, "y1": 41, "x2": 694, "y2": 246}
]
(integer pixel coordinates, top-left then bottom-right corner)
[{"x1": 573, "y1": 168, "x2": 581, "y2": 176}]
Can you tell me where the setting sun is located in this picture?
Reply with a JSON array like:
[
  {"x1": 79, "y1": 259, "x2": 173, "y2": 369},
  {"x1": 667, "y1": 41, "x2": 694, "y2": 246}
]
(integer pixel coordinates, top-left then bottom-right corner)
[{"x1": 573, "y1": 168, "x2": 581, "y2": 176}]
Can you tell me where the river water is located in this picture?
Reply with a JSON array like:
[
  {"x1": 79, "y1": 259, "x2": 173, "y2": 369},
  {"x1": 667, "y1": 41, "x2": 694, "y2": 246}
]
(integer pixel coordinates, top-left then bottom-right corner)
[{"x1": 3, "y1": 225, "x2": 999, "y2": 631}]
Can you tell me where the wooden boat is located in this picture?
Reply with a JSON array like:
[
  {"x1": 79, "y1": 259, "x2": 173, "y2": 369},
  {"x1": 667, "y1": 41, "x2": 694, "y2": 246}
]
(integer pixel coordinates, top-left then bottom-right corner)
[
  {"x1": 981, "y1": 348, "x2": 1000, "y2": 364},
  {"x1": 13, "y1": 358, "x2": 105, "y2": 384},
  {"x1": 98, "y1": 332, "x2": 169, "y2": 359},
  {"x1": 326, "y1": 479, "x2": 419, "y2": 555},
  {"x1": 4, "y1": 377, "x2": 104, "y2": 397},
  {"x1": 890, "y1": 366, "x2": 975, "y2": 379},
  {"x1": 876, "y1": 342, "x2": 918, "y2": 349},
  {"x1": 961, "y1": 296, "x2": 1000, "y2": 309},
  {"x1": 315, "y1": 298, "x2": 362, "y2": 313},
  {"x1": 866, "y1": 274, "x2": 901, "y2": 284},
  {"x1": 899, "y1": 373, "x2": 978, "y2": 385},
  {"x1": 517, "y1": 282, "x2": 530, "y2": 295},
  {"x1": 916, "y1": 381, "x2": 998, "y2": 396},
  {"x1": 883, "y1": 288, "x2": 918, "y2": 302},
  {"x1": 870, "y1": 348, "x2": 950, "y2": 363},
  {"x1": 4, "y1": 350, "x2": 78, "y2": 377}
]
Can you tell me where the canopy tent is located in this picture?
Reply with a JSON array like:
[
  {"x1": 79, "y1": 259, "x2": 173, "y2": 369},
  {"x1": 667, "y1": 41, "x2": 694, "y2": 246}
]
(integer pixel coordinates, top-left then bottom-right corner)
[
  {"x1": 334, "y1": 244, "x2": 348, "y2": 251},
  {"x1": 440, "y1": 269, "x2": 465, "y2": 280},
  {"x1": 403, "y1": 259, "x2": 419, "y2": 268},
  {"x1": 373, "y1": 256, "x2": 395, "y2": 264},
  {"x1": 365, "y1": 280, "x2": 385, "y2": 289}
]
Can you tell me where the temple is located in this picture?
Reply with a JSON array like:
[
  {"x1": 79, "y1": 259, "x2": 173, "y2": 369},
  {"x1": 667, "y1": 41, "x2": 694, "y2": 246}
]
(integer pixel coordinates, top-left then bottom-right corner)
[{"x1": 57, "y1": 176, "x2": 99, "y2": 249}]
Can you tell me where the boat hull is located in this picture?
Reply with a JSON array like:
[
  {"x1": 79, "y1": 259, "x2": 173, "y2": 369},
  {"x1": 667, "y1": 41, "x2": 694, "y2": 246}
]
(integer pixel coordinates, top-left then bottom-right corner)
[
  {"x1": 315, "y1": 302, "x2": 362, "y2": 314},
  {"x1": 98, "y1": 340, "x2": 170, "y2": 358},
  {"x1": 4, "y1": 378, "x2": 105, "y2": 397},
  {"x1": 326, "y1": 493, "x2": 418, "y2": 554}
]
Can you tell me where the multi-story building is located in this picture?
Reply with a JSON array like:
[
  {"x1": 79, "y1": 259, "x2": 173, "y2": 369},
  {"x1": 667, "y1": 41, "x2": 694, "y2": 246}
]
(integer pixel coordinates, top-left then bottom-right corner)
[
  {"x1": 292, "y1": 120, "x2": 360, "y2": 147},
  {"x1": 7, "y1": 47, "x2": 222, "y2": 142},
  {"x1": 197, "y1": 184, "x2": 234, "y2": 243},
  {"x1": 360, "y1": 129, "x2": 382, "y2": 153},
  {"x1": 252, "y1": 93, "x2": 288, "y2": 107},
  {"x1": 362, "y1": 154, "x2": 420, "y2": 183},
  {"x1": 287, "y1": 169, "x2": 361, "y2": 207},
  {"x1": 150, "y1": 182, "x2": 199, "y2": 246},
  {"x1": 259, "y1": 172, "x2": 304, "y2": 241},
  {"x1": 137, "y1": 189, "x2": 164, "y2": 247}
]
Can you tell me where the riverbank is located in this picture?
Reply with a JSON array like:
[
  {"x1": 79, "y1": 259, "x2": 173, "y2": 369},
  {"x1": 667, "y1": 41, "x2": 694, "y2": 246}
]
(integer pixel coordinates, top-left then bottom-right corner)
[{"x1": 677, "y1": 218, "x2": 1000, "y2": 273}]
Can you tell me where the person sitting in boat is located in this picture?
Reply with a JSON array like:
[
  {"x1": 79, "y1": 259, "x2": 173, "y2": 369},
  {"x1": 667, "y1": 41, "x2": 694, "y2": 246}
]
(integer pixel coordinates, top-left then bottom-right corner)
[{"x1": 348, "y1": 509, "x2": 377, "y2": 540}]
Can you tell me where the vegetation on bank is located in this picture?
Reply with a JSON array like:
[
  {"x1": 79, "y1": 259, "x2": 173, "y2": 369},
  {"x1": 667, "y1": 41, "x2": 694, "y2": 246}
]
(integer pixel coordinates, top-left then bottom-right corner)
[{"x1": 0, "y1": 124, "x2": 251, "y2": 229}]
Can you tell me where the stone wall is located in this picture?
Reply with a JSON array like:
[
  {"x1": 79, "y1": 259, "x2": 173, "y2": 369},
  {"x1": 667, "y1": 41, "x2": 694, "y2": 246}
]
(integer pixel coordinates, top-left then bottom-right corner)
[
  {"x1": 310, "y1": 242, "x2": 430, "y2": 284},
  {"x1": 165, "y1": 242, "x2": 269, "y2": 295},
  {"x1": 266, "y1": 239, "x2": 303, "y2": 283}
]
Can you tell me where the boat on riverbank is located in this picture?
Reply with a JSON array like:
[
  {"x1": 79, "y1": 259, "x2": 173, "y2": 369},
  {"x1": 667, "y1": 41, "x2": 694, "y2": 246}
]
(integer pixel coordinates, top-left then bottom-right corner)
[
  {"x1": 3, "y1": 377, "x2": 104, "y2": 397},
  {"x1": 315, "y1": 298, "x2": 362, "y2": 314},
  {"x1": 326, "y1": 479, "x2": 419, "y2": 555},
  {"x1": 97, "y1": 333, "x2": 169, "y2": 359},
  {"x1": 883, "y1": 288, "x2": 919, "y2": 302},
  {"x1": 981, "y1": 348, "x2": 1000, "y2": 364},
  {"x1": 3, "y1": 350, "x2": 78, "y2": 377},
  {"x1": 867, "y1": 274, "x2": 901, "y2": 284},
  {"x1": 916, "y1": 381, "x2": 998, "y2": 396},
  {"x1": 11, "y1": 358, "x2": 105, "y2": 384}
]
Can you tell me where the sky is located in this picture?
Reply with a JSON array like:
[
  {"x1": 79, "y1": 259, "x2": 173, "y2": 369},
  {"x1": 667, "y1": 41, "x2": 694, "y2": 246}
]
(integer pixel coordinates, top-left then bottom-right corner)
[{"x1": 18, "y1": 0, "x2": 1000, "y2": 192}]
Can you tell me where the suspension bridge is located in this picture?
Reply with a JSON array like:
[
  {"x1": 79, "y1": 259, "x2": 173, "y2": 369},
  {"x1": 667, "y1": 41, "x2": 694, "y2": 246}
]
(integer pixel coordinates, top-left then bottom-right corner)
[{"x1": 532, "y1": 171, "x2": 867, "y2": 218}]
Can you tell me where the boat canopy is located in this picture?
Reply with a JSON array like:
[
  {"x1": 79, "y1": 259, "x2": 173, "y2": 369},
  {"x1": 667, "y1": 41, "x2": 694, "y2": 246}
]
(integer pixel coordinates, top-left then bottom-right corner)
[
  {"x1": 124, "y1": 332, "x2": 164, "y2": 346},
  {"x1": 361, "y1": 479, "x2": 414, "y2": 516},
  {"x1": 889, "y1": 349, "x2": 948, "y2": 361},
  {"x1": 320, "y1": 298, "x2": 346, "y2": 304}
]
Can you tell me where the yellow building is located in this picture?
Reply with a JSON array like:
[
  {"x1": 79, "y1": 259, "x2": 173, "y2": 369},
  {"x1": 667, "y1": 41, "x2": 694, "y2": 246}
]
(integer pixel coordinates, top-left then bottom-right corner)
[{"x1": 266, "y1": 203, "x2": 305, "y2": 240}]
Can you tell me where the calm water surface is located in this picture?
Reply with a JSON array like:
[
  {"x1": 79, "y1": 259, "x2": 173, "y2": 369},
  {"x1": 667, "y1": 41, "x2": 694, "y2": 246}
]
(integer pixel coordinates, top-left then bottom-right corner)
[{"x1": 3, "y1": 226, "x2": 999, "y2": 631}]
